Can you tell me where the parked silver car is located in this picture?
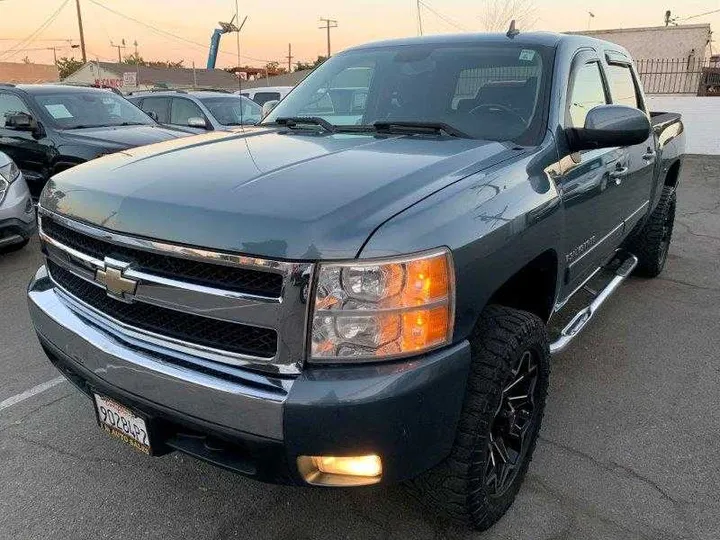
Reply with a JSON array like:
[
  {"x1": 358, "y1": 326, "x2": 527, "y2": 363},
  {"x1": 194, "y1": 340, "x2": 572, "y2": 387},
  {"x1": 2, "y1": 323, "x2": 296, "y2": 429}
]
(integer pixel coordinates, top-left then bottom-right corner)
[
  {"x1": 127, "y1": 90, "x2": 262, "y2": 134},
  {"x1": 0, "y1": 151, "x2": 35, "y2": 252}
]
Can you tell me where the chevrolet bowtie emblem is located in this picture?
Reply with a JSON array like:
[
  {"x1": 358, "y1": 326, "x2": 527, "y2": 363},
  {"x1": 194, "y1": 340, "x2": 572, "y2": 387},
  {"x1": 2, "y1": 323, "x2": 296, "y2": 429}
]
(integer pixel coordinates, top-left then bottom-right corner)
[{"x1": 95, "y1": 259, "x2": 137, "y2": 302}]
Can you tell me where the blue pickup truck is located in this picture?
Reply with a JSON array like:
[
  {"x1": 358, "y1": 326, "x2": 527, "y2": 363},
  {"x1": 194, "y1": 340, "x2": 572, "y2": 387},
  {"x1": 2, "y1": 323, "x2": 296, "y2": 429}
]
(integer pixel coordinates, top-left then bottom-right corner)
[{"x1": 28, "y1": 30, "x2": 684, "y2": 530}]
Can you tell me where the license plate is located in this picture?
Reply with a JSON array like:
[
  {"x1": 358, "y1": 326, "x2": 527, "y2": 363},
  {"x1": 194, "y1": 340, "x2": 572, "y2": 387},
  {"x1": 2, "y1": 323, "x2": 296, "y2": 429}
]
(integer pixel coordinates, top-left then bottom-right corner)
[{"x1": 93, "y1": 394, "x2": 151, "y2": 454}]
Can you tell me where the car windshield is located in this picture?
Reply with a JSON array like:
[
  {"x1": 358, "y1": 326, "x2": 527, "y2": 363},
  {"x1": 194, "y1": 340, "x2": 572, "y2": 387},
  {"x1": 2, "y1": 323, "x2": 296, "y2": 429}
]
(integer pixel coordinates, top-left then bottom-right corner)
[
  {"x1": 264, "y1": 42, "x2": 553, "y2": 143},
  {"x1": 200, "y1": 95, "x2": 262, "y2": 126},
  {"x1": 33, "y1": 90, "x2": 154, "y2": 129}
]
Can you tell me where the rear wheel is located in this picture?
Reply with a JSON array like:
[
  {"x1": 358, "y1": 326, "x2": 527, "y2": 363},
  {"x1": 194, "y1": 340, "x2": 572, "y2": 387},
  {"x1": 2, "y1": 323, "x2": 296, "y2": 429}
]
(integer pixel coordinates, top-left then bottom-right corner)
[
  {"x1": 627, "y1": 186, "x2": 676, "y2": 277},
  {"x1": 412, "y1": 305, "x2": 550, "y2": 530}
]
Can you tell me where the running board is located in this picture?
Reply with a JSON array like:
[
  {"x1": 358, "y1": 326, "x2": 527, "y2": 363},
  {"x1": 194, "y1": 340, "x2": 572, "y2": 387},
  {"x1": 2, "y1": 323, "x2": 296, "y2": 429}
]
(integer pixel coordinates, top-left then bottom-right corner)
[{"x1": 550, "y1": 254, "x2": 638, "y2": 355}]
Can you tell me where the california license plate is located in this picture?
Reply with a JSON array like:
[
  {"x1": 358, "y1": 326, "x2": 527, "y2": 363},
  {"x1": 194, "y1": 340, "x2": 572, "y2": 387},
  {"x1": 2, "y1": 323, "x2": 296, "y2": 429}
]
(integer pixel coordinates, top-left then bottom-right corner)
[{"x1": 93, "y1": 394, "x2": 152, "y2": 454}]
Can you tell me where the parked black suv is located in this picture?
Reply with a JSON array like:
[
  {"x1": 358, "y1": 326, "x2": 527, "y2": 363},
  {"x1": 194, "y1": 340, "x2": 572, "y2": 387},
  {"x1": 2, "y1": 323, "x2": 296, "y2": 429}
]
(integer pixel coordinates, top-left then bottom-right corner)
[{"x1": 0, "y1": 84, "x2": 187, "y2": 198}]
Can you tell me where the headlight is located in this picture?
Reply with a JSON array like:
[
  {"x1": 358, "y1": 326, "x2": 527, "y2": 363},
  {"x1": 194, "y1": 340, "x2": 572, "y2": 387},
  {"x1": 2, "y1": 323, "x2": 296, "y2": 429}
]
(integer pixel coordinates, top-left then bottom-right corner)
[
  {"x1": 0, "y1": 160, "x2": 20, "y2": 205},
  {"x1": 310, "y1": 248, "x2": 455, "y2": 362}
]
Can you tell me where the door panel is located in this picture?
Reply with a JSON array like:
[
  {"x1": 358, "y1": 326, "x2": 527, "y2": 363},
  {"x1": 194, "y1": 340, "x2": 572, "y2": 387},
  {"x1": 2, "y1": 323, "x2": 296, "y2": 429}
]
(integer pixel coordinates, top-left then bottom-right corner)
[
  {"x1": 558, "y1": 58, "x2": 625, "y2": 299},
  {"x1": 604, "y1": 61, "x2": 656, "y2": 234},
  {"x1": 558, "y1": 148, "x2": 626, "y2": 293}
]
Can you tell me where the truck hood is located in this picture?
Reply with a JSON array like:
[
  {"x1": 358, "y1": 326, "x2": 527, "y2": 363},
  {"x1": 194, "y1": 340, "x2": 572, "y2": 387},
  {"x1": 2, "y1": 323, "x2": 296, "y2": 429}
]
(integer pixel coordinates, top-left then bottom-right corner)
[
  {"x1": 59, "y1": 124, "x2": 186, "y2": 150},
  {"x1": 42, "y1": 128, "x2": 518, "y2": 259}
]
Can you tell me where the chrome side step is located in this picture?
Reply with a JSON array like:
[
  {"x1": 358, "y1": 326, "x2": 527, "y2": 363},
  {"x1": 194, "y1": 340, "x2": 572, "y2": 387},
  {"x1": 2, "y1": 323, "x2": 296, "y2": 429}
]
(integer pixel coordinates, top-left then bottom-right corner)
[{"x1": 550, "y1": 254, "x2": 638, "y2": 355}]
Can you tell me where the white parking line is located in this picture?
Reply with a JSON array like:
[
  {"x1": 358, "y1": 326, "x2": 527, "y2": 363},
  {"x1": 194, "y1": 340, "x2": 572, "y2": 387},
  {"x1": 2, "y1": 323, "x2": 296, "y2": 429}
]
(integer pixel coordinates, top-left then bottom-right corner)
[{"x1": 0, "y1": 377, "x2": 66, "y2": 412}]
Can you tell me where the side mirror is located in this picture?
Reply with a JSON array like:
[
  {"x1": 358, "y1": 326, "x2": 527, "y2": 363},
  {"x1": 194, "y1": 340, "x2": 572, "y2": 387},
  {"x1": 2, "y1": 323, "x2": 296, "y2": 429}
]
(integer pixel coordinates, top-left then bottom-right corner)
[
  {"x1": 568, "y1": 105, "x2": 651, "y2": 151},
  {"x1": 262, "y1": 100, "x2": 279, "y2": 118},
  {"x1": 147, "y1": 111, "x2": 159, "y2": 122},
  {"x1": 5, "y1": 112, "x2": 35, "y2": 131},
  {"x1": 187, "y1": 116, "x2": 208, "y2": 129}
]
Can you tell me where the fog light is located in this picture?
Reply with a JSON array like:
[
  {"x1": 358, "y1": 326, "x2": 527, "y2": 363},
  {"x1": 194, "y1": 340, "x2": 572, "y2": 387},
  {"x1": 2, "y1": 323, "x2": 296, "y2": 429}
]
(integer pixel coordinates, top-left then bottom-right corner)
[{"x1": 297, "y1": 454, "x2": 382, "y2": 486}]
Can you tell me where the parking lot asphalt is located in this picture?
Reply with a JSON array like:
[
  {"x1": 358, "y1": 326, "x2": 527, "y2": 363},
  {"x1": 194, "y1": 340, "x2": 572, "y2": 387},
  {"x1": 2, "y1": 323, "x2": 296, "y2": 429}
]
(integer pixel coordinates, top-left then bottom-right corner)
[{"x1": 1, "y1": 155, "x2": 718, "y2": 540}]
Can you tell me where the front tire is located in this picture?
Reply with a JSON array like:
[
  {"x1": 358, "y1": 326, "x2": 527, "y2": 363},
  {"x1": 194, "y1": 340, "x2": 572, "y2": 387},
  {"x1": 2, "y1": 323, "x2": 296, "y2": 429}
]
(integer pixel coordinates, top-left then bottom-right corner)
[{"x1": 412, "y1": 305, "x2": 550, "y2": 531}]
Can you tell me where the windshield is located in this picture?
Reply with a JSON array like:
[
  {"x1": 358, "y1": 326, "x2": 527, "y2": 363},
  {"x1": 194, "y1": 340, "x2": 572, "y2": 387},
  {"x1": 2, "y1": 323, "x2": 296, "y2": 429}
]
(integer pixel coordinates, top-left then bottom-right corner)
[
  {"x1": 264, "y1": 42, "x2": 553, "y2": 143},
  {"x1": 200, "y1": 95, "x2": 262, "y2": 125},
  {"x1": 34, "y1": 90, "x2": 154, "y2": 129}
]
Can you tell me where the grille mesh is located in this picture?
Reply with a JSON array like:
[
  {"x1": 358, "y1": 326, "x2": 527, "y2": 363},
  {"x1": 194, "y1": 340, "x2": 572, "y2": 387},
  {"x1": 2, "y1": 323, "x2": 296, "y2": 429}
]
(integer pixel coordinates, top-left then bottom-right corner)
[
  {"x1": 48, "y1": 261, "x2": 278, "y2": 358},
  {"x1": 42, "y1": 217, "x2": 283, "y2": 297}
]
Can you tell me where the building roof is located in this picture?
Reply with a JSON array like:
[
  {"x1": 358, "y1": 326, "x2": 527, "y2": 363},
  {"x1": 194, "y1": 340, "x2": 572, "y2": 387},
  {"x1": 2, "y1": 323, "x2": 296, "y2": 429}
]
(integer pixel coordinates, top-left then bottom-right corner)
[
  {"x1": 71, "y1": 61, "x2": 240, "y2": 89},
  {"x1": 0, "y1": 62, "x2": 59, "y2": 84},
  {"x1": 240, "y1": 69, "x2": 312, "y2": 90},
  {"x1": 568, "y1": 23, "x2": 711, "y2": 36}
]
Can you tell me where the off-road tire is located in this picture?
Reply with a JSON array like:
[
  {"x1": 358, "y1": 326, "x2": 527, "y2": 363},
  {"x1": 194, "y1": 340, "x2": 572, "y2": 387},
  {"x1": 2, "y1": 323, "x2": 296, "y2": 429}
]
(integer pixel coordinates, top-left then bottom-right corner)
[
  {"x1": 627, "y1": 186, "x2": 676, "y2": 278},
  {"x1": 411, "y1": 305, "x2": 550, "y2": 531}
]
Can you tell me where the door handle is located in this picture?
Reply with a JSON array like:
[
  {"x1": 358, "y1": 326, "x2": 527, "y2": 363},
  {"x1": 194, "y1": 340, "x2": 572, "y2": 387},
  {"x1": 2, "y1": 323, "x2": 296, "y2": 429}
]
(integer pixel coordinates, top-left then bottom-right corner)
[
  {"x1": 642, "y1": 150, "x2": 656, "y2": 160},
  {"x1": 609, "y1": 166, "x2": 628, "y2": 185}
]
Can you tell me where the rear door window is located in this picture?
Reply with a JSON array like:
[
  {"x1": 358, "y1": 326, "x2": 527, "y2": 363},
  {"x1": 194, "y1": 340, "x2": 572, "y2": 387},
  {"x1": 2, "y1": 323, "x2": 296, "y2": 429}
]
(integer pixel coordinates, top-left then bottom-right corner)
[
  {"x1": 139, "y1": 97, "x2": 170, "y2": 123},
  {"x1": 606, "y1": 64, "x2": 642, "y2": 109},
  {"x1": 170, "y1": 98, "x2": 204, "y2": 126},
  {"x1": 252, "y1": 92, "x2": 281, "y2": 106}
]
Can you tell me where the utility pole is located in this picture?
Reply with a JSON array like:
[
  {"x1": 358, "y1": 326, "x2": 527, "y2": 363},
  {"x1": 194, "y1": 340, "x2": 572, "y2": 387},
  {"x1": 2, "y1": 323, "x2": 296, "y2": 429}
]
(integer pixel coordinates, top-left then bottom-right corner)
[
  {"x1": 111, "y1": 39, "x2": 126, "y2": 63},
  {"x1": 75, "y1": 0, "x2": 87, "y2": 63},
  {"x1": 133, "y1": 40, "x2": 139, "y2": 56},
  {"x1": 47, "y1": 44, "x2": 79, "y2": 66},
  {"x1": 286, "y1": 43, "x2": 293, "y2": 72},
  {"x1": 319, "y1": 18, "x2": 337, "y2": 58},
  {"x1": 417, "y1": 0, "x2": 424, "y2": 36}
]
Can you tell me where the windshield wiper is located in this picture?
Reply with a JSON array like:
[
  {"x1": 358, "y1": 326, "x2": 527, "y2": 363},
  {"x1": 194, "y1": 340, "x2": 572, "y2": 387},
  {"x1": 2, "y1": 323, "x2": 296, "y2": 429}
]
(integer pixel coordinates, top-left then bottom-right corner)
[
  {"x1": 373, "y1": 121, "x2": 472, "y2": 138},
  {"x1": 274, "y1": 117, "x2": 336, "y2": 133}
]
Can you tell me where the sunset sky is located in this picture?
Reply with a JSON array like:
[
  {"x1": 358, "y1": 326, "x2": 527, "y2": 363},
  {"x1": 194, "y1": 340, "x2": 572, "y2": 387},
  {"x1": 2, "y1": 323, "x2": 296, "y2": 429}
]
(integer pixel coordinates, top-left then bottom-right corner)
[{"x1": 1, "y1": 0, "x2": 718, "y2": 69}]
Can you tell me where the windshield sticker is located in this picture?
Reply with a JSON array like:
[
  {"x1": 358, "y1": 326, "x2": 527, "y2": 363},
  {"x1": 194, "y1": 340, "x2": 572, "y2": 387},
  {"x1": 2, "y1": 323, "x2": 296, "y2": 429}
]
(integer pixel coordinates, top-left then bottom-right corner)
[
  {"x1": 44, "y1": 104, "x2": 74, "y2": 119},
  {"x1": 519, "y1": 49, "x2": 536, "y2": 62}
]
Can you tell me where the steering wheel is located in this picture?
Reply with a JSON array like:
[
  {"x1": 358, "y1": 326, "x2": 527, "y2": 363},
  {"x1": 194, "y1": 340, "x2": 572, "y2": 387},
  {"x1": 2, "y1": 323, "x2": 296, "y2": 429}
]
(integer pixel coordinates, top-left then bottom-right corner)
[{"x1": 468, "y1": 103, "x2": 526, "y2": 125}]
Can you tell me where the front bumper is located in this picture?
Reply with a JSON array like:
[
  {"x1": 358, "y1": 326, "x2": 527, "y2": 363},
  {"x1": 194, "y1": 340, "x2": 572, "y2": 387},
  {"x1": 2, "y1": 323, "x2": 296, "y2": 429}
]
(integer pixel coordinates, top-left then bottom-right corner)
[
  {"x1": 0, "y1": 177, "x2": 36, "y2": 247},
  {"x1": 28, "y1": 266, "x2": 471, "y2": 485}
]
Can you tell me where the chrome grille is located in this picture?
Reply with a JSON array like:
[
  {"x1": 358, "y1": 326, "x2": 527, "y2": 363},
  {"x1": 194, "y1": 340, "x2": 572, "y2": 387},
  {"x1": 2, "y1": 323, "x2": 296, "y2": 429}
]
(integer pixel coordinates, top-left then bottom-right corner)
[
  {"x1": 41, "y1": 216, "x2": 283, "y2": 296},
  {"x1": 38, "y1": 209, "x2": 314, "y2": 375}
]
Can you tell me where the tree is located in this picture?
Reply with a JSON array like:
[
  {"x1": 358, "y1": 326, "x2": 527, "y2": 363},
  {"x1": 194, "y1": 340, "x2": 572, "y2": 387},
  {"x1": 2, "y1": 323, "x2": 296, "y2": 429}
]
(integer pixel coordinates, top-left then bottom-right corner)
[
  {"x1": 121, "y1": 54, "x2": 184, "y2": 69},
  {"x1": 56, "y1": 57, "x2": 84, "y2": 79},
  {"x1": 122, "y1": 52, "x2": 145, "y2": 65},
  {"x1": 295, "y1": 56, "x2": 327, "y2": 72},
  {"x1": 479, "y1": 0, "x2": 536, "y2": 32},
  {"x1": 147, "y1": 60, "x2": 184, "y2": 69},
  {"x1": 264, "y1": 61, "x2": 287, "y2": 75}
]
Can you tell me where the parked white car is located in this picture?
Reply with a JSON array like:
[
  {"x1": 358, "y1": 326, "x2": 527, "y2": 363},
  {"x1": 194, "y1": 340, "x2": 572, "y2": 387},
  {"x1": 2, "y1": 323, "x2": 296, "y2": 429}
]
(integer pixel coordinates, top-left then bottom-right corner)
[
  {"x1": 0, "y1": 152, "x2": 35, "y2": 252},
  {"x1": 236, "y1": 86, "x2": 294, "y2": 106}
]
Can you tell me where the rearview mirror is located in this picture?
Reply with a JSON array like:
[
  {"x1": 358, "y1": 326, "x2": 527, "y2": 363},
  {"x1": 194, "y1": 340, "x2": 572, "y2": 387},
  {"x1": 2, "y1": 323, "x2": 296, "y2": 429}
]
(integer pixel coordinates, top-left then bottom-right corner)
[
  {"x1": 5, "y1": 112, "x2": 35, "y2": 131},
  {"x1": 568, "y1": 105, "x2": 651, "y2": 152},
  {"x1": 187, "y1": 116, "x2": 208, "y2": 129},
  {"x1": 262, "y1": 100, "x2": 279, "y2": 118}
]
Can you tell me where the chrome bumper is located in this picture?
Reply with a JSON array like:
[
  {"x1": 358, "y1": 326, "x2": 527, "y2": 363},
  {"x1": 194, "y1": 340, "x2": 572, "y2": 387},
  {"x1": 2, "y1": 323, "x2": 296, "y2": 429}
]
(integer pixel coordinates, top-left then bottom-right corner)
[{"x1": 28, "y1": 266, "x2": 288, "y2": 440}]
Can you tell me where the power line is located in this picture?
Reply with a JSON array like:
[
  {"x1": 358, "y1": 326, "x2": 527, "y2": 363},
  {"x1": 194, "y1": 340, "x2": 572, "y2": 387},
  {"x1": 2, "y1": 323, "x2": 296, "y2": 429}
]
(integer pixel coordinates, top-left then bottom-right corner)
[
  {"x1": 0, "y1": 0, "x2": 70, "y2": 61},
  {"x1": 418, "y1": 1, "x2": 470, "y2": 32},
  {"x1": 681, "y1": 8, "x2": 720, "y2": 21},
  {"x1": 87, "y1": 0, "x2": 277, "y2": 65}
]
